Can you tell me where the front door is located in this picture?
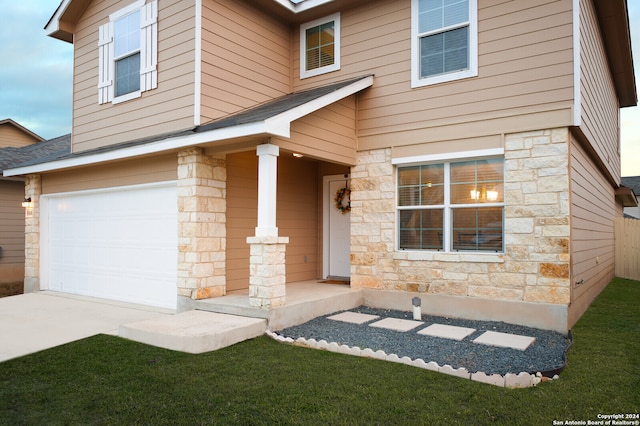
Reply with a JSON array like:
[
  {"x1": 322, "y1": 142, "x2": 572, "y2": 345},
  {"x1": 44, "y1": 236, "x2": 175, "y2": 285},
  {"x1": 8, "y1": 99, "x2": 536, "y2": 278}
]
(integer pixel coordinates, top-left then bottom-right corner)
[{"x1": 323, "y1": 175, "x2": 351, "y2": 279}]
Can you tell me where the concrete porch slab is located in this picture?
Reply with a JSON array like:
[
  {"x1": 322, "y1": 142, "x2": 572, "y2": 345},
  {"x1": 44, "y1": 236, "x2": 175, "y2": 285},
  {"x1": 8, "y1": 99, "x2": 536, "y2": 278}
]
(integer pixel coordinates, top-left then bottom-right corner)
[
  {"x1": 418, "y1": 323, "x2": 476, "y2": 341},
  {"x1": 473, "y1": 331, "x2": 536, "y2": 351},
  {"x1": 327, "y1": 312, "x2": 379, "y2": 324},
  {"x1": 369, "y1": 318, "x2": 424, "y2": 332},
  {"x1": 119, "y1": 310, "x2": 267, "y2": 354}
]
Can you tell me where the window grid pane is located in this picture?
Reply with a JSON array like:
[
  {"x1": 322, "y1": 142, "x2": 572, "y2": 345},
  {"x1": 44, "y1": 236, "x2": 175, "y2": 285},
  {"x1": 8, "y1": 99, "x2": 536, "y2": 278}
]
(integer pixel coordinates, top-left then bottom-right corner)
[
  {"x1": 420, "y1": 26, "x2": 469, "y2": 78},
  {"x1": 450, "y1": 158, "x2": 504, "y2": 204},
  {"x1": 305, "y1": 21, "x2": 335, "y2": 71},
  {"x1": 114, "y1": 11, "x2": 140, "y2": 58},
  {"x1": 115, "y1": 53, "x2": 140, "y2": 97},
  {"x1": 398, "y1": 164, "x2": 444, "y2": 206},
  {"x1": 400, "y1": 209, "x2": 444, "y2": 250},
  {"x1": 451, "y1": 207, "x2": 503, "y2": 252}
]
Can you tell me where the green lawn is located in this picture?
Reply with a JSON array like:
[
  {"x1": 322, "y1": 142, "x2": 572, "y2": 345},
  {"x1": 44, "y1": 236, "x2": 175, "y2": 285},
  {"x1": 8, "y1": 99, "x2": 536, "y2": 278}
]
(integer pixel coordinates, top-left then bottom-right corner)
[{"x1": 1, "y1": 278, "x2": 638, "y2": 425}]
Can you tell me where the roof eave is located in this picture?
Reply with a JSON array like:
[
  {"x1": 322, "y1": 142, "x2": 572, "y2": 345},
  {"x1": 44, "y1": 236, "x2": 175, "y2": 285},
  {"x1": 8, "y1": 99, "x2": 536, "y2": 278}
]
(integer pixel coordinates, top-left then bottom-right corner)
[
  {"x1": 44, "y1": 0, "x2": 77, "y2": 43},
  {"x1": 594, "y1": 0, "x2": 637, "y2": 107},
  {"x1": 616, "y1": 186, "x2": 639, "y2": 207}
]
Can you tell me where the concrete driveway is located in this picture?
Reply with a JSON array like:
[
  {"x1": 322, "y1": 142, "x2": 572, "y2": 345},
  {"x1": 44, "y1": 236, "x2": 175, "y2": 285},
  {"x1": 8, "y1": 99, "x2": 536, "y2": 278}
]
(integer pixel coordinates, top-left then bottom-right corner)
[{"x1": 0, "y1": 291, "x2": 170, "y2": 362}]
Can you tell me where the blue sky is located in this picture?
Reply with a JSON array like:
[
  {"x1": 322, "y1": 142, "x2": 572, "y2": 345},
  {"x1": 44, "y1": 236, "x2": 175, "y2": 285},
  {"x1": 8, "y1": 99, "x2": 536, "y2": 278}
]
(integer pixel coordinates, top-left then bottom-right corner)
[{"x1": 1, "y1": 0, "x2": 639, "y2": 175}]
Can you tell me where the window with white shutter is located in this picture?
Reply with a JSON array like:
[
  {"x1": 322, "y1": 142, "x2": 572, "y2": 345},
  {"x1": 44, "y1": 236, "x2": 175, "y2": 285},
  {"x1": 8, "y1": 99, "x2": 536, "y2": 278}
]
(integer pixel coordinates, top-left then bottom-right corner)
[{"x1": 98, "y1": 0, "x2": 157, "y2": 105}]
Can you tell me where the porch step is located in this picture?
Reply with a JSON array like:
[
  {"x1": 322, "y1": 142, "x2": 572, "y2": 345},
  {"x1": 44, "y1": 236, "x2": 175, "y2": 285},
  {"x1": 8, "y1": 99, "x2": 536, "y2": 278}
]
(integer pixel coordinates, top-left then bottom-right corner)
[
  {"x1": 193, "y1": 282, "x2": 364, "y2": 330},
  {"x1": 118, "y1": 310, "x2": 267, "y2": 354}
]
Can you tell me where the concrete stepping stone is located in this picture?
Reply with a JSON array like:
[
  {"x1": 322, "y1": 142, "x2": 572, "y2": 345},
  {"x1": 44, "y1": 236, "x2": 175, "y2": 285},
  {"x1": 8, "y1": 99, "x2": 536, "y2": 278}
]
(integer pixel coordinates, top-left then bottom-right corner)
[
  {"x1": 473, "y1": 331, "x2": 536, "y2": 351},
  {"x1": 369, "y1": 317, "x2": 424, "y2": 332},
  {"x1": 418, "y1": 323, "x2": 476, "y2": 341},
  {"x1": 327, "y1": 311, "x2": 380, "y2": 324}
]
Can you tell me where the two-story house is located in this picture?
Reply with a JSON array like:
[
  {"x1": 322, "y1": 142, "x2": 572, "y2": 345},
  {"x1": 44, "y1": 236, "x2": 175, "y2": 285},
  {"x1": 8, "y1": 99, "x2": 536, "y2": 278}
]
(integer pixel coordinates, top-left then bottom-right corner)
[{"x1": 4, "y1": 0, "x2": 636, "y2": 333}]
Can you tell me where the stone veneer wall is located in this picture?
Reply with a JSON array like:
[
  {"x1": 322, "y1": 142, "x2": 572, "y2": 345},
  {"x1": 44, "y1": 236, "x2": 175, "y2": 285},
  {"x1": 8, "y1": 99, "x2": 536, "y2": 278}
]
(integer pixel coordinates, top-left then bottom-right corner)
[
  {"x1": 177, "y1": 148, "x2": 226, "y2": 300},
  {"x1": 24, "y1": 174, "x2": 41, "y2": 293},
  {"x1": 350, "y1": 128, "x2": 571, "y2": 306}
]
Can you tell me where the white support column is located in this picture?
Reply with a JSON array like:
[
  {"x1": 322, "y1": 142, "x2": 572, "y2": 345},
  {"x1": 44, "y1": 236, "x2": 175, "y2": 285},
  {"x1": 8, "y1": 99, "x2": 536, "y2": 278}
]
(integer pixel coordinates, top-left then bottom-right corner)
[
  {"x1": 248, "y1": 143, "x2": 288, "y2": 308},
  {"x1": 256, "y1": 144, "x2": 279, "y2": 237}
]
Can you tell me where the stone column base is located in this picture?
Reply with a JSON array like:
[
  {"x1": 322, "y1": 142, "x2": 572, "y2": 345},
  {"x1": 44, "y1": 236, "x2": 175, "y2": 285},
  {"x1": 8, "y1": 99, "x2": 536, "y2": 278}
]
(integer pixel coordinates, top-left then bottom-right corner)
[{"x1": 247, "y1": 235, "x2": 289, "y2": 309}]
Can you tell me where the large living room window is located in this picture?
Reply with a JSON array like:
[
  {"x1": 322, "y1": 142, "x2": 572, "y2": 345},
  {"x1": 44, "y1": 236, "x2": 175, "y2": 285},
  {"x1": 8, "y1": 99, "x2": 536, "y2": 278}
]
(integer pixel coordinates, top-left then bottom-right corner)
[
  {"x1": 300, "y1": 13, "x2": 340, "y2": 79},
  {"x1": 397, "y1": 157, "x2": 504, "y2": 252},
  {"x1": 98, "y1": 0, "x2": 158, "y2": 104},
  {"x1": 411, "y1": 0, "x2": 478, "y2": 88}
]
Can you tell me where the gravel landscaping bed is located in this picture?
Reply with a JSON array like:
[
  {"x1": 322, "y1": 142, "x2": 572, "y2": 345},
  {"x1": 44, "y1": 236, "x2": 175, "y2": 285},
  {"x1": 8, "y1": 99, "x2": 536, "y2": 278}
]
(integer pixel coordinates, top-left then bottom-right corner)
[{"x1": 277, "y1": 306, "x2": 572, "y2": 376}]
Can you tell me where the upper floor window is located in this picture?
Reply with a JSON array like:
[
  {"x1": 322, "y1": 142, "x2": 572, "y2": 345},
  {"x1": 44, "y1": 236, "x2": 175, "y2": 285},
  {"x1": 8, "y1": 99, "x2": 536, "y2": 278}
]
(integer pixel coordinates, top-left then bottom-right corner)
[
  {"x1": 114, "y1": 10, "x2": 141, "y2": 97},
  {"x1": 98, "y1": 0, "x2": 158, "y2": 105},
  {"x1": 397, "y1": 156, "x2": 504, "y2": 252},
  {"x1": 300, "y1": 13, "x2": 340, "y2": 79},
  {"x1": 411, "y1": 0, "x2": 478, "y2": 88}
]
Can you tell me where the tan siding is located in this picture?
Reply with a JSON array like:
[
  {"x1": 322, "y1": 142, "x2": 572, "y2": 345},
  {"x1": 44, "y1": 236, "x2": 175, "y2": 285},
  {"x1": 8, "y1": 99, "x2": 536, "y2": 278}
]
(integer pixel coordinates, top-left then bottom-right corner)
[
  {"x1": 41, "y1": 154, "x2": 177, "y2": 194},
  {"x1": 0, "y1": 182, "x2": 26, "y2": 275},
  {"x1": 568, "y1": 134, "x2": 616, "y2": 328},
  {"x1": 289, "y1": 0, "x2": 575, "y2": 149},
  {"x1": 199, "y1": 0, "x2": 291, "y2": 124},
  {"x1": 272, "y1": 97, "x2": 357, "y2": 165},
  {"x1": 579, "y1": 0, "x2": 620, "y2": 183},
  {"x1": 226, "y1": 151, "x2": 319, "y2": 291},
  {"x1": 71, "y1": 0, "x2": 196, "y2": 153},
  {"x1": 0, "y1": 124, "x2": 40, "y2": 148}
]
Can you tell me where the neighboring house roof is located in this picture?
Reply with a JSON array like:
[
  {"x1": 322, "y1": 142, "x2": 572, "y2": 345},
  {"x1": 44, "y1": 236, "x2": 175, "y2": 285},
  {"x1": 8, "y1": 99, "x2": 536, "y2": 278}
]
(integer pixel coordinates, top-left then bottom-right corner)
[
  {"x1": 621, "y1": 176, "x2": 640, "y2": 195},
  {"x1": 3, "y1": 76, "x2": 374, "y2": 177},
  {"x1": 0, "y1": 119, "x2": 45, "y2": 146},
  {"x1": 0, "y1": 134, "x2": 71, "y2": 175}
]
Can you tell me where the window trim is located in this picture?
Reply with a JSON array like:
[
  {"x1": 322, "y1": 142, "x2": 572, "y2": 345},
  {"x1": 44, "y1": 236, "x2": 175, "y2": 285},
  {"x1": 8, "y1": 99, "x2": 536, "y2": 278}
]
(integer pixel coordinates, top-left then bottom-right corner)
[
  {"x1": 300, "y1": 13, "x2": 341, "y2": 79},
  {"x1": 394, "y1": 150, "x2": 505, "y2": 254},
  {"x1": 410, "y1": 0, "x2": 478, "y2": 88}
]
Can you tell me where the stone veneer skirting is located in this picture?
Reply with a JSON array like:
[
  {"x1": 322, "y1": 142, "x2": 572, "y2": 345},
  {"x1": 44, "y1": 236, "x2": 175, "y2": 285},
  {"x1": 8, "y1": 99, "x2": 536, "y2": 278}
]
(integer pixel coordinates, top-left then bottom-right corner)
[{"x1": 350, "y1": 128, "x2": 571, "y2": 307}]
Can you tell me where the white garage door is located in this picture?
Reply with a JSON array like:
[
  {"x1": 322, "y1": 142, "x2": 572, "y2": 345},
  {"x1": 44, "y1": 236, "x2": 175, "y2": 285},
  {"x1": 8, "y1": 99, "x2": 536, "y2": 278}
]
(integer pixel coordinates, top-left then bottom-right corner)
[{"x1": 42, "y1": 183, "x2": 178, "y2": 309}]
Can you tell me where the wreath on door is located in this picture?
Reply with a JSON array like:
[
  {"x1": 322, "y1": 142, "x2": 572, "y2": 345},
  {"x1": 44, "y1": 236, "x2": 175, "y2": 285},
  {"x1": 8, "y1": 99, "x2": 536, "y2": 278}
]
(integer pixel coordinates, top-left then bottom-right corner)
[{"x1": 334, "y1": 187, "x2": 351, "y2": 214}]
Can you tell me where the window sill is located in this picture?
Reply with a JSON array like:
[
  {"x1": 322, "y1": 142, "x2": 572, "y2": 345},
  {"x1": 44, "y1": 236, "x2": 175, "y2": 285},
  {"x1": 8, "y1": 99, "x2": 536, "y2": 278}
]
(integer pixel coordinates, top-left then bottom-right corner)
[
  {"x1": 411, "y1": 68, "x2": 477, "y2": 89},
  {"x1": 112, "y1": 90, "x2": 142, "y2": 105},
  {"x1": 394, "y1": 250, "x2": 504, "y2": 263}
]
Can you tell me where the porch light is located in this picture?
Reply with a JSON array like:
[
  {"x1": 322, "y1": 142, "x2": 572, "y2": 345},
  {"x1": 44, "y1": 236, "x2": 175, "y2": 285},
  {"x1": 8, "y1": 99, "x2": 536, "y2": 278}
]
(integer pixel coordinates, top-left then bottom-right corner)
[
  {"x1": 292, "y1": 153, "x2": 304, "y2": 158},
  {"x1": 21, "y1": 197, "x2": 33, "y2": 208}
]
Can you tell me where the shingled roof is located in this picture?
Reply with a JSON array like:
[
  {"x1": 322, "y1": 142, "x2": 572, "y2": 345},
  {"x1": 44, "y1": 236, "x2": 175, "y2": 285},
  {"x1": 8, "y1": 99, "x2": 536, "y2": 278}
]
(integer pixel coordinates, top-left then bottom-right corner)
[
  {"x1": 0, "y1": 134, "x2": 71, "y2": 175},
  {"x1": 621, "y1": 176, "x2": 640, "y2": 195}
]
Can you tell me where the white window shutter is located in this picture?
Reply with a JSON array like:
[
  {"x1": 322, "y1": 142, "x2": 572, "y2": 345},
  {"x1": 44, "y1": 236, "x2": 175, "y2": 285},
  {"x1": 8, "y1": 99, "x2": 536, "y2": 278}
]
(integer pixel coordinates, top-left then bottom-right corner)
[
  {"x1": 98, "y1": 22, "x2": 114, "y2": 104},
  {"x1": 140, "y1": 0, "x2": 158, "y2": 92}
]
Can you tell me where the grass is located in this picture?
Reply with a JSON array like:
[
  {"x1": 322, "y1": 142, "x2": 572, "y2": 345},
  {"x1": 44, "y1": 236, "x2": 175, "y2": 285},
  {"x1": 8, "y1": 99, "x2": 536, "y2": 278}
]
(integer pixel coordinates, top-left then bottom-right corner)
[{"x1": 0, "y1": 278, "x2": 638, "y2": 425}]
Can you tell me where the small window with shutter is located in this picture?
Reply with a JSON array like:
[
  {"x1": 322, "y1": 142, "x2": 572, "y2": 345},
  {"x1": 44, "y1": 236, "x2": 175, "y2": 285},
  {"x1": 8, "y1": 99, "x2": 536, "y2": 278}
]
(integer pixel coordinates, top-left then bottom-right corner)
[{"x1": 98, "y1": 0, "x2": 158, "y2": 105}]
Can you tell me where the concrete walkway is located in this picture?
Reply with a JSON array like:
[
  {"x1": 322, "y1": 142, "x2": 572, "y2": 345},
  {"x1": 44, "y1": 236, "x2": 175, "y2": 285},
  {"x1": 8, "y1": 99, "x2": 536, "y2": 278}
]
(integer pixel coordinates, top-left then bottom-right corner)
[{"x1": 0, "y1": 292, "x2": 171, "y2": 362}]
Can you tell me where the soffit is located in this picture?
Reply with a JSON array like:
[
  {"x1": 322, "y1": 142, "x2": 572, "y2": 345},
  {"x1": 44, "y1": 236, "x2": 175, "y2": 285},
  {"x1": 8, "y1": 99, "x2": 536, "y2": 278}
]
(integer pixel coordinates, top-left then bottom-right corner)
[{"x1": 593, "y1": 0, "x2": 637, "y2": 107}]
